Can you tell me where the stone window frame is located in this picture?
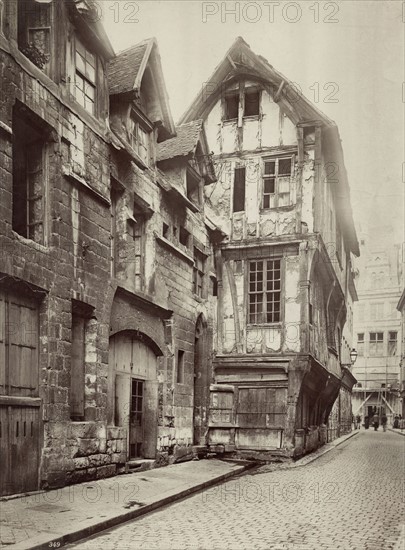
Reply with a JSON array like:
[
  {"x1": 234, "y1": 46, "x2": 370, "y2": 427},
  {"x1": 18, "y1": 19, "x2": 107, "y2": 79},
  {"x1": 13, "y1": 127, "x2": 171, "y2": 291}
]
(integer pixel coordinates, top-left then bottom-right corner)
[
  {"x1": 70, "y1": 301, "x2": 96, "y2": 421},
  {"x1": 193, "y1": 247, "x2": 205, "y2": 298},
  {"x1": 12, "y1": 104, "x2": 52, "y2": 246}
]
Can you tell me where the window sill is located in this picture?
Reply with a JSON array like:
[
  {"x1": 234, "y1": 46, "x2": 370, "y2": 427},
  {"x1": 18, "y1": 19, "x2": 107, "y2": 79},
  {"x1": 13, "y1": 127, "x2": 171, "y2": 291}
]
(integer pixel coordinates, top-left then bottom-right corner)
[
  {"x1": 260, "y1": 204, "x2": 296, "y2": 213},
  {"x1": 155, "y1": 233, "x2": 194, "y2": 265},
  {"x1": 11, "y1": 230, "x2": 48, "y2": 251},
  {"x1": 247, "y1": 323, "x2": 283, "y2": 329},
  {"x1": 62, "y1": 165, "x2": 110, "y2": 206}
]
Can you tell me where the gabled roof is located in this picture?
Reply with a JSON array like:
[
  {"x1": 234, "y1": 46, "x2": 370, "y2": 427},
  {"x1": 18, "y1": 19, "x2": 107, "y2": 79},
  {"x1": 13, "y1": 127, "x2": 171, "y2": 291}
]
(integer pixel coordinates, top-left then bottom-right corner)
[
  {"x1": 108, "y1": 38, "x2": 175, "y2": 137},
  {"x1": 157, "y1": 120, "x2": 203, "y2": 162},
  {"x1": 108, "y1": 39, "x2": 150, "y2": 95},
  {"x1": 179, "y1": 37, "x2": 359, "y2": 257},
  {"x1": 156, "y1": 120, "x2": 216, "y2": 184}
]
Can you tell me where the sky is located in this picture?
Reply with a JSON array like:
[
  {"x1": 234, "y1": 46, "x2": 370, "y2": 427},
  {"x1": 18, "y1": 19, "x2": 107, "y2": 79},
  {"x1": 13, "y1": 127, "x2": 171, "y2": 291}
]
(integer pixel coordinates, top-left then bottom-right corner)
[{"x1": 99, "y1": 0, "x2": 404, "y2": 248}]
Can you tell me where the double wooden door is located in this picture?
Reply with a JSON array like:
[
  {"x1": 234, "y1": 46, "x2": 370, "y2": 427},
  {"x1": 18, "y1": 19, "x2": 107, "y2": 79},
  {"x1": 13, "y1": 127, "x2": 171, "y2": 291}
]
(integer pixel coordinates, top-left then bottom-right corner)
[{"x1": 110, "y1": 333, "x2": 158, "y2": 460}]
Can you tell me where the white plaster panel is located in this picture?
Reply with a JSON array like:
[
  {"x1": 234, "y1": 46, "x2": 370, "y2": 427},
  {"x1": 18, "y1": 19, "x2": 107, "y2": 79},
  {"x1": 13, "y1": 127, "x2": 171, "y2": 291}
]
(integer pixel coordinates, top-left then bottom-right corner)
[
  {"x1": 246, "y1": 328, "x2": 263, "y2": 353},
  {"x1": 261, "y1": 91, "x2": 282, "y2": 147},
  {"x1": 281, "y1": 112, "x2": 297, "y2": 146},
  {"x1": 263, "y1": 328, "x2": 281, "y2": 352},
  {"x1": 205, "y1": 102, "x2": 222, "y2": 155},
  {"x1": 222, "y1": 122, "x2": 238, "y2": 154},
  {"x1": 243, "y1": 118, "x2": 260, "y2": 151}
]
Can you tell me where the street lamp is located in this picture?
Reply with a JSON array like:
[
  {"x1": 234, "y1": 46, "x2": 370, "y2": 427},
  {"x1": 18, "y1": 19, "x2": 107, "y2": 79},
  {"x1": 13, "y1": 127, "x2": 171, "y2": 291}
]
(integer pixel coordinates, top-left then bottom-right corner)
[{"x1": 350, "y1": 348, "x2": 358, "y2": 366}]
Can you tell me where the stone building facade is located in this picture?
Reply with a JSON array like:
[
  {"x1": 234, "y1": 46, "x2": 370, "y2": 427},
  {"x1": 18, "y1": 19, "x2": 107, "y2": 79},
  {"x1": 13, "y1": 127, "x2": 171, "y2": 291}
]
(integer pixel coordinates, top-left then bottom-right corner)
[
  {"x1": 352, "y1": 236, "x2": 403, "y2": 424},
  {"x1": 1, "y1": 8, "x2": 359, "y2": 497},
  {"x1": 179, "y1": 37, "x2": 359, "y2": 458},
  {"x1": 0, "y1": 3, "x2": 217, "y2": 497}
]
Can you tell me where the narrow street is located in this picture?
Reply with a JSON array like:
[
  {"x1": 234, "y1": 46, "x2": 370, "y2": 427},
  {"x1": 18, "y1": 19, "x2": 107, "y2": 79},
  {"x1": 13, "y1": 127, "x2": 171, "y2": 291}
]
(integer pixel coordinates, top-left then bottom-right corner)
[{"x1": 71, "y1": 430, "x2": 405, "y2": 550}]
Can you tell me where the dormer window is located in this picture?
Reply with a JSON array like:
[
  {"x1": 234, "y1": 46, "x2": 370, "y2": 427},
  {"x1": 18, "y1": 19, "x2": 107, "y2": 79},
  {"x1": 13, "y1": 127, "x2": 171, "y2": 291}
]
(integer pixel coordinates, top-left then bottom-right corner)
[
  {"x1": 75, "y1": 38, "x2": 96, "y2": 115},
  {"x1": 186, "y1": 169, "x2": 201, "y2": 207},
  {"x1": 129, "y1": 116, "x2": 150, "y2": 165},
  {"x1": 223, "y1": 86, "x2": 261, "y2": 121}
]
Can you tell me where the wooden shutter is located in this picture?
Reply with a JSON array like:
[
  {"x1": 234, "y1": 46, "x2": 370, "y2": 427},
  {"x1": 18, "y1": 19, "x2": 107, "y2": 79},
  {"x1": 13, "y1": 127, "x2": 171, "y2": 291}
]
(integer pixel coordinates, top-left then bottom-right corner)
[{"x1": 8, "y1": 295, "x2": 39, "y2": 398}]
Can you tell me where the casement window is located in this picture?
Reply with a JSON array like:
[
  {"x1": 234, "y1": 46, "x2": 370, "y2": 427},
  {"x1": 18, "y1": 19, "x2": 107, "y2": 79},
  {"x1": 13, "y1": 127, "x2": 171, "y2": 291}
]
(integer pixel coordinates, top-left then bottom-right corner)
[
  {"x1": 12, "y1": 112, "x2": 47, "y2": 245},
  {"x1": 262, "y1": 157, "x2": 293, "y2": 209},
  {"x1": 357, "y1": 333, "x2": 364, "y2": 356},
  {"x1": 193, "y1": 248, "x2": 205, "y2": 298},
  {"x1": 129, "y1": 117, "x2": 149, "y2": 164},
  {"x1": 388, "y1": 331, "x2": 397, "y2": 356},
  {"x1": 248, "y1": 259, "x2": 281, "y2": 324},
  {"x1": 18, "y1": 0, "x2": 52, "y2": 74},
  {"x1": 223, "y1": 87, "x2": 260, "y2": 120},
  {"x1": 75, "y1": 38, "x2": 96, "y2": 115},
  {"x1": 177, "y1": 350, "x2": 185, "y2": 384},
  {"x1": 0, "y1": 291, "x2": 39, "y2": 398},
  {"x1": 369, "y1": 332, "x2": 384, "y2": 357},
  {"x1": 186, "y1": 170, "x2": 201, "y2": 206},
  {"x1": 233, "y1": 167, "x2": 246, "y2": 213},
  {"x1": 370, "y1": 302, "x2": 384, "y2": 321}
]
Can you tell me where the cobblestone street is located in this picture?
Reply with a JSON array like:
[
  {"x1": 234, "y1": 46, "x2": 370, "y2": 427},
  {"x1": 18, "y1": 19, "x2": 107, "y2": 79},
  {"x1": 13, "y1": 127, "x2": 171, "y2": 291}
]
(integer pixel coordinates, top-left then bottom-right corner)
[{"x1": 71, "y1": 430, "x2": 404, "y2": 550}]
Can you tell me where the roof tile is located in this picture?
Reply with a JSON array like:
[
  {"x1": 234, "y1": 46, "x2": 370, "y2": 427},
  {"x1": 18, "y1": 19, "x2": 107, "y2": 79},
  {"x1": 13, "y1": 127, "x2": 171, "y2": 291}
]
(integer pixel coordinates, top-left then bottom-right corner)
[{"x1": 157, "y1": 120, "x2": 203, "y2": 162}]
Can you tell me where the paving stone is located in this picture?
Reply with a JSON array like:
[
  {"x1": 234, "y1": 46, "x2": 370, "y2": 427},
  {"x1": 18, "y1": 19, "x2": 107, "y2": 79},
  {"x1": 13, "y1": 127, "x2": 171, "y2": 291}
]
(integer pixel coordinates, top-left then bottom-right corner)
[{"x1": 71, "y1": 430, "x2": 405, "y2": 550}]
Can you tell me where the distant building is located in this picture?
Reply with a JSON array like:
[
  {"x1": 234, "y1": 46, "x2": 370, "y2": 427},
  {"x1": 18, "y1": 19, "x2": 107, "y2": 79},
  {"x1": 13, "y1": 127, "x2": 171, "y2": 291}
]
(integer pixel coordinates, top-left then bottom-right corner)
[
  {"x1": 396, "y1": 287, "x2": 405, "y2": 420},
  {"x1": 352, "y1": 238, "x2": 404, "y2": 423}
]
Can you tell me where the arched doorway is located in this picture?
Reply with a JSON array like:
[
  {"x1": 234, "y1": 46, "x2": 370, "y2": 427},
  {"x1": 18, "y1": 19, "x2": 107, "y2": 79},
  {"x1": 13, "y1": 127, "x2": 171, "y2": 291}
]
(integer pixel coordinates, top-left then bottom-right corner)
[
  {"x1": 193, "y1": 315, "x2": 208, "y2": 445},
  {"x1": 109, "y1": 331, "x2": 159, "y2": 459}
]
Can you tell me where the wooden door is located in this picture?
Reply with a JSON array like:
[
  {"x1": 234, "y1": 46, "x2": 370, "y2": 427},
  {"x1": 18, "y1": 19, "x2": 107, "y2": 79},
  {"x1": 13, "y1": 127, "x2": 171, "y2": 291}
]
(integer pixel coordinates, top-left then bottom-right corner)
[
  {"x1": 0, "y1": 290, "x2": 41, "y2": 496},
  {"x1": 129, "y1": 379, "x2": 144, "y2": 458},
  {"x1": 111, "y1": 332, "x2": 158, "y2": 460},
  {"x1": 9, "y1": 405, "x2": 40, "y2": 494}
]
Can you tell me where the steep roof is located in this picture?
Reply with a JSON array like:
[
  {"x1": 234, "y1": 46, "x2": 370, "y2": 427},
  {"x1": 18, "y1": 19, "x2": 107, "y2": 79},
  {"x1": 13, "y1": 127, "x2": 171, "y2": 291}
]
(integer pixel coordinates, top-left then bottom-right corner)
[
  {"x1": 108, "y1": 38, "x2": 175, "y2": 137},
  {"x1": 108, "y1": 39, "x2": 150, "y2": 95},
  {"x1": 179, "y1": 37, "x2": 359, "y2": 256},
  {"x1": 157, "y1": 120, "x2": 203, "y2": 162}
]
